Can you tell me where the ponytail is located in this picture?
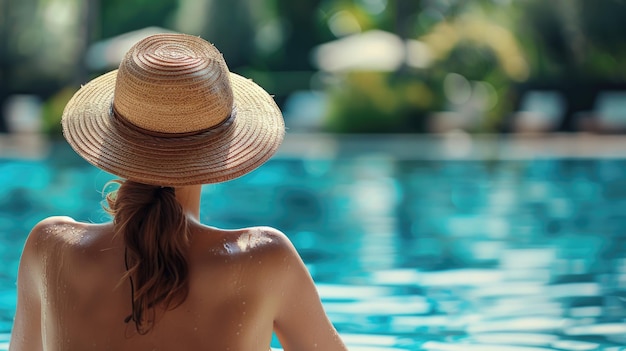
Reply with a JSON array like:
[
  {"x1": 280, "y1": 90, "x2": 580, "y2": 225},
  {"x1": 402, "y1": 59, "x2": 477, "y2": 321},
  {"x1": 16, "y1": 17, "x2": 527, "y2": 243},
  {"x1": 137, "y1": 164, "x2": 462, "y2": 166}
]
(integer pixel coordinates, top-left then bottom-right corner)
[{"x1": 105, "y1": 180, "x2": 190, "y2": 334}]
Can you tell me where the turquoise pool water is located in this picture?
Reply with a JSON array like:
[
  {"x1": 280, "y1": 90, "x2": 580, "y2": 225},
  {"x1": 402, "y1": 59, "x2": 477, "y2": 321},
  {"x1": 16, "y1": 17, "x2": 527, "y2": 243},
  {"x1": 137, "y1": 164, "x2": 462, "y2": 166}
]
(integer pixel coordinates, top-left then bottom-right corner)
[{"x1": 1, "y1": 142, "x2": 626, "y2": 350}]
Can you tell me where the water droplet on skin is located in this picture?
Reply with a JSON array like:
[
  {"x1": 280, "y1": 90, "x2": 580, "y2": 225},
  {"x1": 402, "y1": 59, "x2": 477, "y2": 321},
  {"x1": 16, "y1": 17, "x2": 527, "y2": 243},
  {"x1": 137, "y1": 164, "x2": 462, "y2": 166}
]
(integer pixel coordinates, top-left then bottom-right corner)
[{"x1": 223, "y1": 243, "x2": 234, "y2": 254}]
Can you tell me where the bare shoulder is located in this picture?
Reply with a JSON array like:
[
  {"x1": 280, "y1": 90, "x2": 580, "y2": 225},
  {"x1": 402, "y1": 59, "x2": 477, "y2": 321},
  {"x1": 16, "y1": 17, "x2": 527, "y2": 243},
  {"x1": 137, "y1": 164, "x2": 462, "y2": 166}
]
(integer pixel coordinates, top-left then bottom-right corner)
[
  {"x1": 28, "y1": 216, "x2": 80, "y2": 242},
  {"x1": 231, "y1": 226, "x2": 299, "y2": 257},
  {"x1": 238, "y1": 226, "x2": 292, "y2": 248},
  {"x1": 31, "y1": 215, "x2": 78, "y2": 230},
  {"x1": 25, "y1": 216, "x2": 98, "y2": 255},
  {"x1": 18, "y1": 216, "x2": 82, "y2": 278},
  {"x1": 206, "y1": 225, "x2": 299, "y2": 263}
]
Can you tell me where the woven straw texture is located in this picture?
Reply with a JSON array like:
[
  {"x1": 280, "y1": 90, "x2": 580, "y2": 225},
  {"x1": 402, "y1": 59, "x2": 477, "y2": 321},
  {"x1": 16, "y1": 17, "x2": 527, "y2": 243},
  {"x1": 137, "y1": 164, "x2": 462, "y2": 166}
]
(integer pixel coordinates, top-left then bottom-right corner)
[{"x1": 62, "y1": 34, "x2": 284, "y2": 186}]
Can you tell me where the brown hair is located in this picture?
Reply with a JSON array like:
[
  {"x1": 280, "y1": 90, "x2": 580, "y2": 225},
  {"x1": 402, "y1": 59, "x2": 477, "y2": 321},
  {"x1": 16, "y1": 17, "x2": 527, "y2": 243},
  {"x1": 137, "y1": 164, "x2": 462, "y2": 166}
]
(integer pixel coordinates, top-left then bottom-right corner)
[{"x1": 105, "y1": 180, "x2": 190, "y2": 334}]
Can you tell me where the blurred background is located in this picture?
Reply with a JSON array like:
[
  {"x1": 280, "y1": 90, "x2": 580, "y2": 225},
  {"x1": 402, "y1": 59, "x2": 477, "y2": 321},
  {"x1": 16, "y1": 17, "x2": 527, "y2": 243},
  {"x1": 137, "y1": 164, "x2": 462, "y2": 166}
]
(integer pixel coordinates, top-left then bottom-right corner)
[
  {"x1": 2, "y1": 0, "x2": 626, "y2": 137},
  {"x1": 2, "y1": 1, "x2": 626, "y2": 350}
]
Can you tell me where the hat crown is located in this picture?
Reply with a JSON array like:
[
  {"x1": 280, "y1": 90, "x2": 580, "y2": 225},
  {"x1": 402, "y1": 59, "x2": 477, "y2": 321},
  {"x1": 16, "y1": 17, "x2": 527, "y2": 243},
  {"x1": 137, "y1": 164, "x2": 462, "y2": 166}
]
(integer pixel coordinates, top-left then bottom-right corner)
[{"x1": 112, "y1": 34, "x2": 234, "y2": 134}]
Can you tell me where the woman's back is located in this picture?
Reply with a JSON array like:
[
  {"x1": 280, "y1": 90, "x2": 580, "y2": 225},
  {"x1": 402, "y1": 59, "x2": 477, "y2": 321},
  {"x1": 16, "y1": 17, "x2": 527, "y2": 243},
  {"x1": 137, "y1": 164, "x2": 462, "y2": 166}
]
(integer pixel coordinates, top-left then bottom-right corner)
[{"x1": 12, "y1": 216, "x2": 342, "y2": 351}]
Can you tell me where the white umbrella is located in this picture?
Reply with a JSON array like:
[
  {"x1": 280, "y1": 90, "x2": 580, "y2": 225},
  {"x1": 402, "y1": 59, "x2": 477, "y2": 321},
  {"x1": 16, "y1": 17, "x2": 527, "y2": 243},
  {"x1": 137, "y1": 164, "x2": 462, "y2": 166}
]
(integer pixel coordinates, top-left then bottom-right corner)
[{"x1": 311, "y1": 29, "x2": 432, "y2": 73}]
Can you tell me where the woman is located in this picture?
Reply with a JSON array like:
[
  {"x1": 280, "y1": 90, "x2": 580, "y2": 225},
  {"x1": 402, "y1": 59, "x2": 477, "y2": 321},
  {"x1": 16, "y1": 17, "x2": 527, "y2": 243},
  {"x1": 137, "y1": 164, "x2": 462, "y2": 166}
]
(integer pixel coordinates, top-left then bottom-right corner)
[{"x1": 10, "y1": 33, "x2": 347, "y2": 351}]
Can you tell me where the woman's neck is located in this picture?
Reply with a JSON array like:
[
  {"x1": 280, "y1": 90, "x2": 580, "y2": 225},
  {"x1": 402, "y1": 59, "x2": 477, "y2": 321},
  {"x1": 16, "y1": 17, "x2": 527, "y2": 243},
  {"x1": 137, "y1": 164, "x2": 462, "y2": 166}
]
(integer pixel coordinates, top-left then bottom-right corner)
[{"x1": 174, "y1": 185, "x2": 203, "y2": 220}]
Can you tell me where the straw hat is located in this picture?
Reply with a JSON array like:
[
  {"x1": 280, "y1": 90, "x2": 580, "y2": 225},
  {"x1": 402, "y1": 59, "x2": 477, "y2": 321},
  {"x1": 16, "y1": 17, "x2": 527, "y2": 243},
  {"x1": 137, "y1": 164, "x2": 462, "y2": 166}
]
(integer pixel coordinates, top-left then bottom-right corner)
[{"x1": 62, "y1": 33, "x2": 285, "y2": 186}]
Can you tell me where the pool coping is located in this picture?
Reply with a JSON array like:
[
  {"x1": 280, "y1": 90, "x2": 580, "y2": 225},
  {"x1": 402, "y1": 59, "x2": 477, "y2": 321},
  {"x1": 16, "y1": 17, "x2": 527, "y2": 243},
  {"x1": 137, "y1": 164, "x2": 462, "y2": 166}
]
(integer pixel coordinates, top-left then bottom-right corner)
[
  {"x1": 279, "y1": 132, "x2": 626, "y2": 160},
  {"x1": 0, "y1": 133, "x2": 50, "y2": 160},
  {"x1": 3, "y1": 132, "x2": 626, "y2": 160}
]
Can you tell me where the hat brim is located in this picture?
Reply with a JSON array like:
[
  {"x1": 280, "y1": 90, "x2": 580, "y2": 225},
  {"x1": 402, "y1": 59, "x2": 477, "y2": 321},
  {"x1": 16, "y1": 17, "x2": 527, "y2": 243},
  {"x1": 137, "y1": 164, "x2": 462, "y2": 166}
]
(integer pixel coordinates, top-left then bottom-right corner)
[{"x1": 62, "y1": 70, "x2": 285, "y2": 186}]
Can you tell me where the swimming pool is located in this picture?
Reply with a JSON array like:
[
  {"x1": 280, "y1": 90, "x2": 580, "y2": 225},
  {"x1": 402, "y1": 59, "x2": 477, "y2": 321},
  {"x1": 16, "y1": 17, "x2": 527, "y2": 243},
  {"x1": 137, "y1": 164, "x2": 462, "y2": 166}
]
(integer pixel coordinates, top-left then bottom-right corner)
[{"x1": 1, "y1": 138, "x2": 626, "y2": 350}]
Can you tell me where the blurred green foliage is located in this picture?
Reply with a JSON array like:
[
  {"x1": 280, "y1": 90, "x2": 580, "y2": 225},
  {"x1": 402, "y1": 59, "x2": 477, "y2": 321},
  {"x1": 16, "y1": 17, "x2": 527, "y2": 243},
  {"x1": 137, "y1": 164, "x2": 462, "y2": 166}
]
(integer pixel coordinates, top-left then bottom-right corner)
[
  {"x1": 41, "y1": 87, "x2": 77, "y2": 138},
  {"x1": 1, "y1": 0, "x2": 626, "y2": 135},
  {"x1": 324, "y1": 71, "x2": 435, "y2": 133},
  {"x1": 100, "y1": 0, "x2": 178, "y2": 39}
]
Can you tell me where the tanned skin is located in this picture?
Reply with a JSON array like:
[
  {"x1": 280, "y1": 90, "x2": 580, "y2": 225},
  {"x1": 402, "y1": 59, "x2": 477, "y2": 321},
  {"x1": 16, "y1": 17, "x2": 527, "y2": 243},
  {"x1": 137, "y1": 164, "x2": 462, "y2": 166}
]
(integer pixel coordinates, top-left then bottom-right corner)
[{"x1": 10, "y1": 185, "x2": 347, "y2": 351}]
